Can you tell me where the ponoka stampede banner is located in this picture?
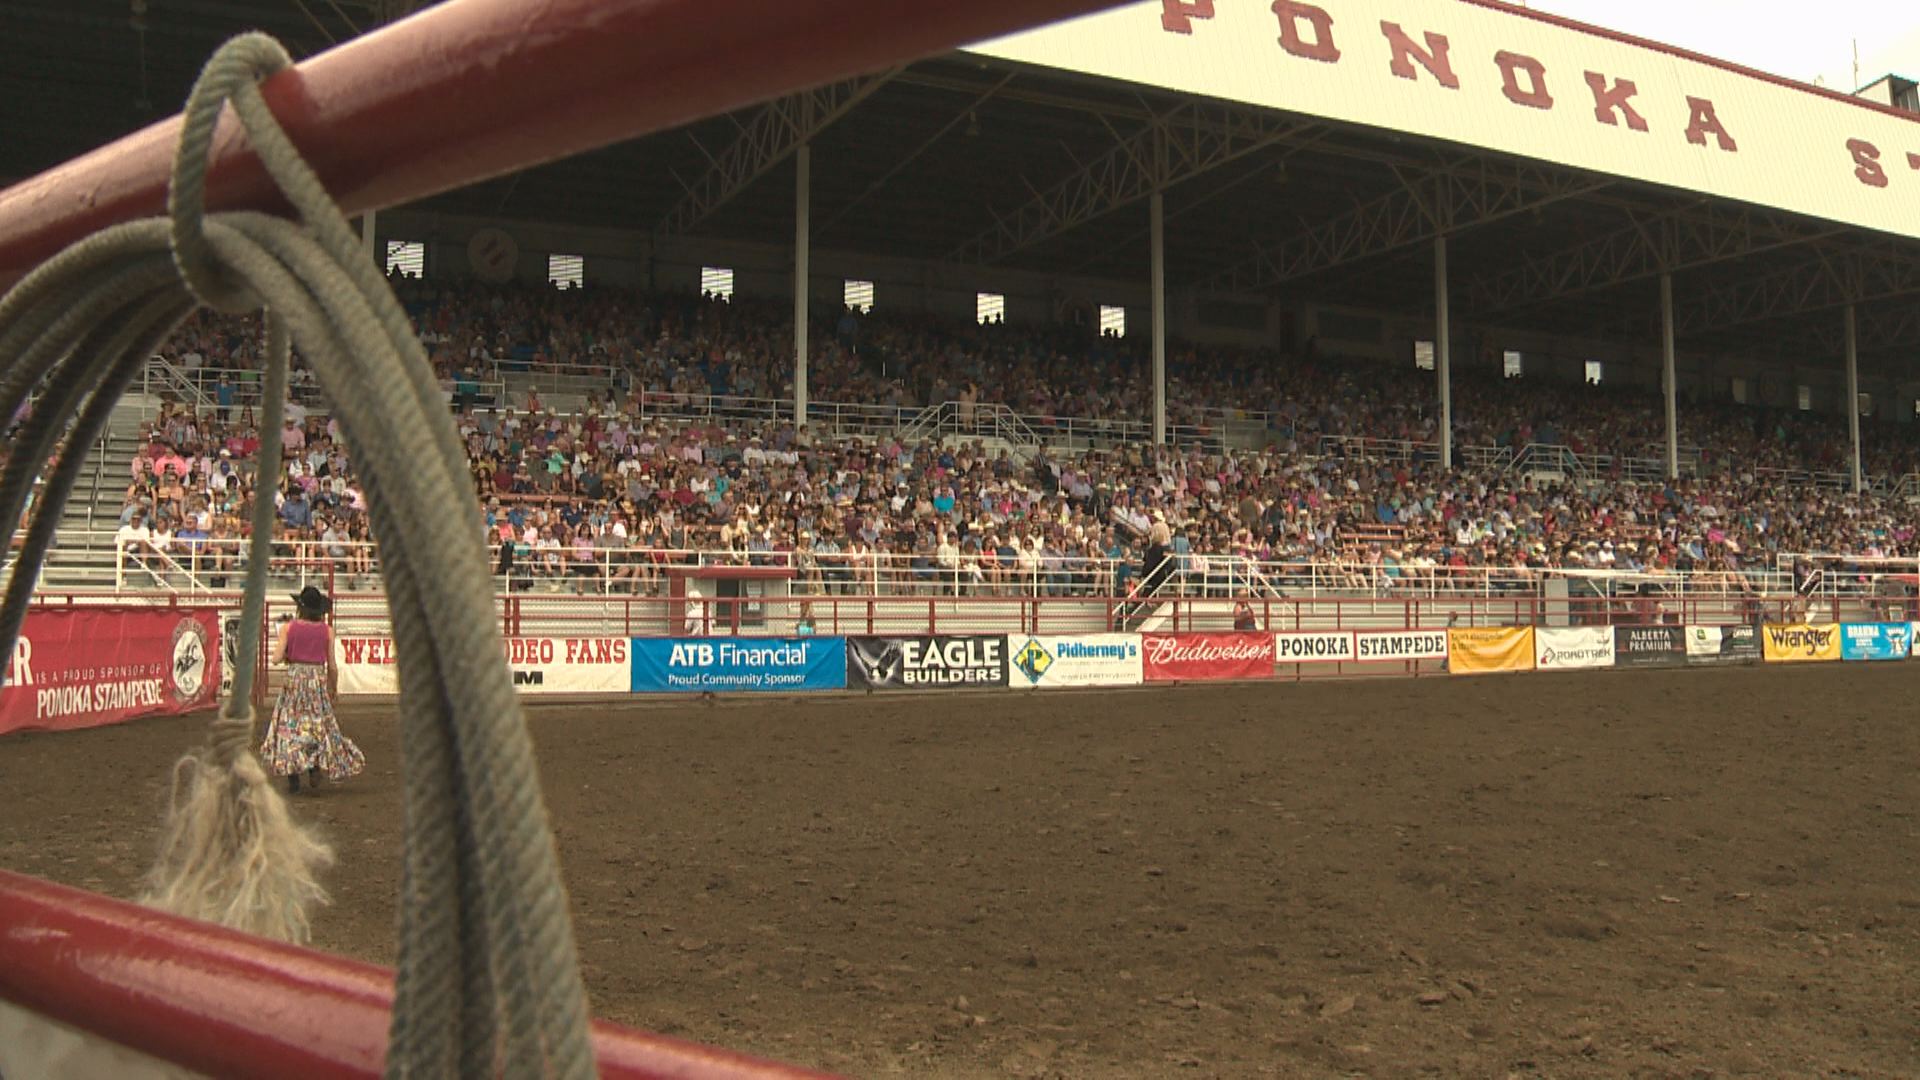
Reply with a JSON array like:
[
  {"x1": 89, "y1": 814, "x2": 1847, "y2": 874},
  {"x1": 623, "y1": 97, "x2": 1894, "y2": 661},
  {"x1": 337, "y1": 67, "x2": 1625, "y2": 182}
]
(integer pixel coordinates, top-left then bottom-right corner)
[
  {"x1": 337, "y1": 636, "x2": 632, "y2": 695},
  {"x1": 1, "y1": 608, "x2": 220, "y2": 734}
]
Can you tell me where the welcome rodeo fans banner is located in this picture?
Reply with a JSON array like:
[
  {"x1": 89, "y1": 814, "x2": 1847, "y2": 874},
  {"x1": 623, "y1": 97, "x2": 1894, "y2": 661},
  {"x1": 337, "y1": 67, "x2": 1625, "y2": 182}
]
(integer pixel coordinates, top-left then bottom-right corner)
[
  {"x1": 630, "y1": 637, "x2": 846, "y2": 693},
  {"x1": 1839, "y1": 622, "x2": 1911, "y2": 662},
  {"x1": 1, "y1": 608, "x2": 219, "y2": 734},
  {"x1": 1533, "y1": 626, "x2": 1616, "y2": 671},
  {"x1": 1684, "y1": 625, "x2": 1762, "y2": 665},
  {"x1": 1141, "y1": 633, "x2": 1275, "y2": 682},
  {"x1": 1007, "y1": 634, "x2": 1143, "y2": 689},
  {"x1": 1762, "y1": 624, "x2": 1842, "y2": 664},
  {"x1": 847, "y1": 635, "x2": 1008, "y2": 690},
  {"x1": 337, "y1": 636, "x2": 633, "y2": 695},
  {"x1": 1447, "y1": 626, "x2": 1536, "y2": 675}
]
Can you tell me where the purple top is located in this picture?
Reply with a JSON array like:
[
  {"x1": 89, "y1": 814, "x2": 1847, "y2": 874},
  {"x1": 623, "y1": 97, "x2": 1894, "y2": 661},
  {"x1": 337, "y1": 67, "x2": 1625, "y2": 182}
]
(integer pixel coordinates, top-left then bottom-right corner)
[{"x1": 285, "y1": 619, "x2": 330, "y2": 666}]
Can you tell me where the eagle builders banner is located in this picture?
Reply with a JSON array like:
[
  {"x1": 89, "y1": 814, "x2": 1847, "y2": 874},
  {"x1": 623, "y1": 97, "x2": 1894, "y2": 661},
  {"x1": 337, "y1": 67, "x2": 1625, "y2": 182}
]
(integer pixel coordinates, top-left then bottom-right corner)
[
  {"x1": 847, "y1": 635, "x2": 1008, "y2": 690},
  {"x1": 1839, "y1": 622, "x2": 1911, "y2": 662},
  {"x1": 630, "y1": 637, "x2": 846, "y2": 694},
  {"x1": 1, "y1": 608, "x2": 220, "y2": 735},
  {"x1": 1141, "y1": 633, "x2": 1275, "y2": 682},
  {"x1": 1007, "y1": 634, "x2": 1144, "y2": 689},
  {"x1": 1762, "y1": 624, "x2": 1842, "y2": 664},
  {"x1": 337, "y1": 636, "x2": 632, "y2": 695},
  {"x1": 1447, "y1": 626, "x2": 1536, "y2": 675},
  {"x1": 1533, "y1": 626, "x2": 1616, "y2": 671},
  {"x1": 1684, "y1": 624, "x2": 1762, "y2": 665}
]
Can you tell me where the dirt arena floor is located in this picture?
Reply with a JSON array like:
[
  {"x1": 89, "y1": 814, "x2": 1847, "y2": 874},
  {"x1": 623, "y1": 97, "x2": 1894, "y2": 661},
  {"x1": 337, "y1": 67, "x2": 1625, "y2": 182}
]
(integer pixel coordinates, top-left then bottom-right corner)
[{"x1": 4, "y1": 663, "x2": 1919, "y2": 1078}]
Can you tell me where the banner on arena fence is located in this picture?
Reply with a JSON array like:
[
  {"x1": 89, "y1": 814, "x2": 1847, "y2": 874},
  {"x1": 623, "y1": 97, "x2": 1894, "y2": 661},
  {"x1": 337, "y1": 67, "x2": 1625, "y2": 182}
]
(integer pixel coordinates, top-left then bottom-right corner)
[
  {"x1": 1684, "y1": 625, "x2": 1762, "y2": 665},
  {"x1": 1447, "y1": 626, "x2": 1536, "y2": 675},
  {"x1": 1272, "y1": 631, "x2": 1357, "y2": 664},
  {"x1": 1141, "y1": 633, "x2": 1275, "y2": 682},
  {"x1": 630, "y1": 637, "x2": 846, "y2": 694},
  {"x1": 1533, "y1": 626, "x2": 1615, "y2": 671},
  {"x1": 1762, "y1": 624, "x2": 1842, "y2": 664},
  {"x1": 1613, "y1": 625, "x2": 1686, "y2": 667},
  {"x1": 1353, "y1": 629, "x2": 1449, "y2": 663},
  {"x1": 1, "y1": 608, "x2": 220, "y2": 735},
  {"x1": 337, "y1": 636, "x2": 632, "y2": 695},
  {"x1": 1839, "y1": 622, "x2": 1911, "y2": 662},
  {"x1": 1007, "y1": 634, "x2": 1143, "y2": 689},
  {"x1": 847, "y1": 635, "x2": 1007, "y2": 690}
]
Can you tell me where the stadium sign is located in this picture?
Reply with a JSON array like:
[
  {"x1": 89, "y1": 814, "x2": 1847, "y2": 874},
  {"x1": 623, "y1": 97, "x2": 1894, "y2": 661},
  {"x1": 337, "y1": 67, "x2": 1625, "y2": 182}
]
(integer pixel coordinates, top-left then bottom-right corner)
[
  {"x1": 339, "y1": 635, "x2": 633, "y2": 695},
  {"x1": 1007, "y1": 634, "x2": 1145, "y2": 689},
  {"x1": 1272, "y1": 631, "x2": 1357, "y2": 663},
  {"x1": 970, "y1": 0, "x2": 1920, "y2": 240},
  {"x1": 848, "y1": 635, "x2": 1009, "y2": 689},
  {"x1": 1353, "y1": 630, "x2": 1448, "y2": 662},
  {"x1": 1, "y1": 609, "x2": 222, "y2": 734}
]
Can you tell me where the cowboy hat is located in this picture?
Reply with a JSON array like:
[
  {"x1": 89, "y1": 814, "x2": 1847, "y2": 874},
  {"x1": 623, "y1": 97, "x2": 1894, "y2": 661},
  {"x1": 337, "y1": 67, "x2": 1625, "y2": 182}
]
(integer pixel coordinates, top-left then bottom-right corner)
[{"x1": 291, "y1": 585, "x2": 332, "y2": 615}]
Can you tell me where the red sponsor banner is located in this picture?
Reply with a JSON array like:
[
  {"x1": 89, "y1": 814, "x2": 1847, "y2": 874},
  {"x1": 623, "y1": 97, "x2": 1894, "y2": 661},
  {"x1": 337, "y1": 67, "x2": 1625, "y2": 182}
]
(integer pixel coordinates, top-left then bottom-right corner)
[
  {"x1": 1, "y1": 608, "x2": 221, "y2": 735},
  {"x1": 1141, "y1": 632, "x2": 1275, "y2": 682}
]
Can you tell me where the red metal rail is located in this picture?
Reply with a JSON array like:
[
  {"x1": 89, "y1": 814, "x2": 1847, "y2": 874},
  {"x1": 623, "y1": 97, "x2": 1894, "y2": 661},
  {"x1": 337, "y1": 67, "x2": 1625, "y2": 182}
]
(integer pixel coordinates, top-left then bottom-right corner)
[
  {"x1": 0, "y1": 870, "x2": 831, "y2": 1079},
  {"x1": 0, "y1": 0, "x2": 1127, "y2": 289}
]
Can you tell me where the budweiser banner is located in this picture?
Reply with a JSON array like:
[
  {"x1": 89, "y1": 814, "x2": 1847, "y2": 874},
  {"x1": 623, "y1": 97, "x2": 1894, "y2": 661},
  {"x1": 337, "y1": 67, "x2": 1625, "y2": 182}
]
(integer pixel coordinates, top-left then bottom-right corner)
[
  {"x1": 1354, "y1": 630, "x2": 1448, "y2": 663},
  {"x1": 1272, "y1": 631, "x2": 1357, "y2": 664},
  {"x1": 1533, "y1": 626, "x2": 1616, "y2": 671},
  {"x1": 338, "y1": 636, "x2": 632, "y2": 695},
  {"x1": 1141, "y1": 633, "x2": 1275, "y2": 682},
  {"x1": 1, "y1": 608, "x2": 221, "y2": 735},
  {"x1": 1613, "y1": 625, "x2": 1686, "y2": 667},
  {"x1": 1762, "y1": 623, "x2": 1842, "y2": 663},
  {"x1": 1447, "y1": 626, "x2": 1536, "y2": 675},
  {"x1": 1007, "y1": 634, "x2": 1143, "y2": 690},
  {"x1": 847, "y1": 635, "x2": 1008, "y2": 690},
  {"x1": 1684, "y1": 624, "x2": 1762, "y2": 665}
]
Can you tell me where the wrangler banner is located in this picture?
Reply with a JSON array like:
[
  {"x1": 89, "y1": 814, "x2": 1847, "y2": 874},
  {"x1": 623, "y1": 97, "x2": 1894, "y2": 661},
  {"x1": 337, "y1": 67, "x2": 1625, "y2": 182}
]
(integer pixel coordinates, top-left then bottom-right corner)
[
  {"x1": 1447, "y1": 626, "x2": 1536, "y2": 675},
  {"x1": 1, "y1": 608, "x2": 220, "y2": 735},
  {"x1": 1762, "y1": 624, "x2": 1842, "y2": 663},
  {"x1": 848, "y1": 636, "x2": 1008, "y2": 690}
]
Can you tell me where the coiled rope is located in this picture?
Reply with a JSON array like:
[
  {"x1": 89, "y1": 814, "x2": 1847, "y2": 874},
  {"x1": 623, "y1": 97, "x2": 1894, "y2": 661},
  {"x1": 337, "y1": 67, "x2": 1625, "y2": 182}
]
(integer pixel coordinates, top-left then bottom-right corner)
[{"x1": 0, "y1": 34, "x2": 595, "y2": 1079}]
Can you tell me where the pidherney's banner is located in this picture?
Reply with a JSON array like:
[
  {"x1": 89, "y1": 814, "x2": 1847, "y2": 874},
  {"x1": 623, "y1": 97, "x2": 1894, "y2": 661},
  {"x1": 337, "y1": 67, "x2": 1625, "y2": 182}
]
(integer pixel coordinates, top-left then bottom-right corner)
[
  {"x1": 1762, "y1": 623, "x2": 1842, "y2": 663},
  {"x1": 1, "y1": 608, "x2": 220, "y2": 735},
  {"x1": 1447, "y1": 626, "x2": 1536, "y2": 674}
]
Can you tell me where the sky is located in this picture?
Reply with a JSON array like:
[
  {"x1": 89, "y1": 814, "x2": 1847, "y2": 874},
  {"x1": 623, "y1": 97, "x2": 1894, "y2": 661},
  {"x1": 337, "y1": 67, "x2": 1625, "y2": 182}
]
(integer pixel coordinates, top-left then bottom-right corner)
[{"x1": 1520, "y1": 0, "x2": 1918, "y2": 92}]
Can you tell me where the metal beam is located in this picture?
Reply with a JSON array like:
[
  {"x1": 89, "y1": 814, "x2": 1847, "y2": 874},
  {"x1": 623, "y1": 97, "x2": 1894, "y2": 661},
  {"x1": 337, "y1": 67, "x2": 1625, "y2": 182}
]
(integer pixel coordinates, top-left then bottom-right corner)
[
  {"x1": 945, "y1": 101, "x2": 1315, "y2": 265},
  {"x1": 1463, "y1": 202, "x2": 1842, "y2": 319},
  {"x1": 1198, "y1": 157, "x2": 1606, "y2": 294},
  {"x1": 655, "y1": 70, "x2": 897, "y2": 239},
  {"x1": 1670, "y1": 242, "x2": 1920, "y2": 338},
  {"x1": 816, "y1": 72, "x2": 1015, "y2": 239}
]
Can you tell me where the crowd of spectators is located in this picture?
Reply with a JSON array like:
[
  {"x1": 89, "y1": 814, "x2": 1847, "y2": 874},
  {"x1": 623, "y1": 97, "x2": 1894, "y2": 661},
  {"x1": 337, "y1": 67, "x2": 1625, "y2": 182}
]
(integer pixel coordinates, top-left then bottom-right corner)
[{"x1": 109, "y1": 281, "x2": 1920, "y2": 595}]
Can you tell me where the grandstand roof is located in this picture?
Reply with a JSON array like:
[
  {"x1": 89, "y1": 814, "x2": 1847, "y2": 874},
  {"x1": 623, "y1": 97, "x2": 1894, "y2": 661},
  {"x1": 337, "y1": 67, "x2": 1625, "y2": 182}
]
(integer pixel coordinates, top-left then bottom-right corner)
[{"x1": 6, "y1": 0, "x2": 1918, "y2": 374}]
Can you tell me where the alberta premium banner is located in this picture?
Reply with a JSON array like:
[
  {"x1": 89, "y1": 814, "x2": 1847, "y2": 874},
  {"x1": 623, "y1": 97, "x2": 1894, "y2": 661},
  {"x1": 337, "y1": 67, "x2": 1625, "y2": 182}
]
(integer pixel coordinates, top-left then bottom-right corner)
[
  {"x1": 1613, "y1": 625, "x2": 1686, "y2": 667},
  {"x1": 1447, "y1": 626, "x2": 1536, "y2": 675},
  {"x1": 847, "y1": 635, "x2": 1008, "y2": 690},
  {"x1": 1762, "y1": 623, "x2": 1842, "y2": 663}
]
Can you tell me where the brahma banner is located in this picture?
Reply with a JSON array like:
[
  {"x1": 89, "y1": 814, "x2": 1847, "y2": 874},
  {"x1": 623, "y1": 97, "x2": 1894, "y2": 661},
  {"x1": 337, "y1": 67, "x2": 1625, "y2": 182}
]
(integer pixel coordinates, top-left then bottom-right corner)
[
  {"x1": 1354, "y1": 630, "x2": 1448, "y2": 663},
  {"x1": 1272, "y1": 631, "x2": 1357, "y2": 664},
  {"x1": 1533, "y1": 626, "x2": 1616, "y2": 671},
  {"x1": 1762, "y1": 624, "x2": 1842, "y2": 663},
  {"x1": 1447, "y1": 626, "x2": 1536, "y2": 675},
  {"x1": 337, "y1": 636, "x2": 631, "y2": 695},
  {"x1": 630, "y1": 637, "x2": 846, "y2": 694},
  {"x1": 1141, "y1": 633, "x2": 1275, "y2": 682},
  {"x1": 847, "y1": 636, "x2": 1007, "y2": 690},
  {"x1": 1, "y1": 608, "x2": 220, "y2": 734},
  {"x1": 1007, "y1": 634, "x2": 1144, "y2": 689},
  {"x1": 1839, "y1": 622, "x2": 1911, "y2": 662},
  {"x1": 1684, "y1": 624, "x2": 1762, "y2": 665}
]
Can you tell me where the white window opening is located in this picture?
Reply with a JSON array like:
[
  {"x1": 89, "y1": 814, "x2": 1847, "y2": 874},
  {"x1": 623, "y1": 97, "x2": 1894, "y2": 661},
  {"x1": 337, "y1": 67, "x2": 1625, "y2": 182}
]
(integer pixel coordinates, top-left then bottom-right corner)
[
  {"x1": 1858, "y1": 392, "x2": 1873, "y2": 417},
  {"x1": 384, "y1": 240, "x2": 425, "y2": 279},
  {"x1": 700, "y1": 266, "x2": 735, "y2": 302},
  {"x1": 1797, "y1": 385, "x2": 1813, "y2": 411},
  {"x1": 844, "y1": 279, "x2": 875, "y2": 313},
  {"x1": 1584, "y1": 360, "x2": 1604, "y2": 385},
  {"x1": 1099, "y1": 305, "x2": 1127, "y2": 338},
  {"x1": 1730, "y1": 377, "x2": 1748, "y2": 405},
  {"x1": 1502, "y1": 350, "x2": 1523, "y2": 378},
  {"x1": 1413, "y1": 340, "x2": 1435, "y2": 371},
  {"x1": 976, "y1": 292, "x2": 1006, "y2": 325},
  {"x1": 547, "y1": 253, "x2": 584, "y2": 290}
]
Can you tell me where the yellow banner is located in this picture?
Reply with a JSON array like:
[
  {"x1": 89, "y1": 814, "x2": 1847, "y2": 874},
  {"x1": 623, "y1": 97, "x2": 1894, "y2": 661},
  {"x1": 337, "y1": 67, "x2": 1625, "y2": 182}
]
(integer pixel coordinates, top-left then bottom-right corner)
[
  {"x1": 1762, "y1": 624, "x2": 1842, "y2": 663},
  {"x1": 1448, "y1": 626, "x2": 1536, "y2": 675}
]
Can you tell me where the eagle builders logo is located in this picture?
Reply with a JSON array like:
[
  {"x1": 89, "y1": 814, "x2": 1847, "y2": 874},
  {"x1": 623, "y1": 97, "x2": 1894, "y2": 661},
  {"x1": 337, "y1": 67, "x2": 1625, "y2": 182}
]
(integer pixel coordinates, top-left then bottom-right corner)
[{"x1": 169, "y1": 617, "x2": 210, "y2": 703}]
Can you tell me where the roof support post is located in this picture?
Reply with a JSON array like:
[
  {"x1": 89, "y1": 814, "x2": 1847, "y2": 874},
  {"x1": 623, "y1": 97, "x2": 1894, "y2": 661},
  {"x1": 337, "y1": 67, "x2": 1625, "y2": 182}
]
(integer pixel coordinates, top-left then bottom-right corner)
[
  {"x1": 1846, "y1": 303, "x2": 1861, "y2": 495},
  {"x1": 1150, "y1": 190, "x2": 1167, "y2": 447},
  {"x1": 794, "y1": 145, "x2": 811, "y2": 430},
  {"x1": 359, "y1": 210, "x2": 376, "y2": 263},
  {"x1": 1662, "y1": 272, "x2": 1678, "y2": 481},
  {"x1": 1436, "y1": 234, "x2": 1452, "y2": 471}
]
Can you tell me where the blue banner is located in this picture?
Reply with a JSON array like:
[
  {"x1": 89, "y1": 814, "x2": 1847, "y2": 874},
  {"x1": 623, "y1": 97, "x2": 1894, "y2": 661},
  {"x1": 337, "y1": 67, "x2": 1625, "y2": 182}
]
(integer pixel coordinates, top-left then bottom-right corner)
[
  {"x1": 630, "y1": 637, "x2": 847, "y2": 693},
  {"x1": 1839, "y1": 622, "x2": 1911, "y2": 662}
]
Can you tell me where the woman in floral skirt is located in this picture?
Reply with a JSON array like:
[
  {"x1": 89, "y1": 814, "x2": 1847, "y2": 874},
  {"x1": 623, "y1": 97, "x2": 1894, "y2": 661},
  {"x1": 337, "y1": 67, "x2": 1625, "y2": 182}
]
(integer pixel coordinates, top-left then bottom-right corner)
[{"x1": 261, "y1": 585, "x2": 365, "y2": 794}]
